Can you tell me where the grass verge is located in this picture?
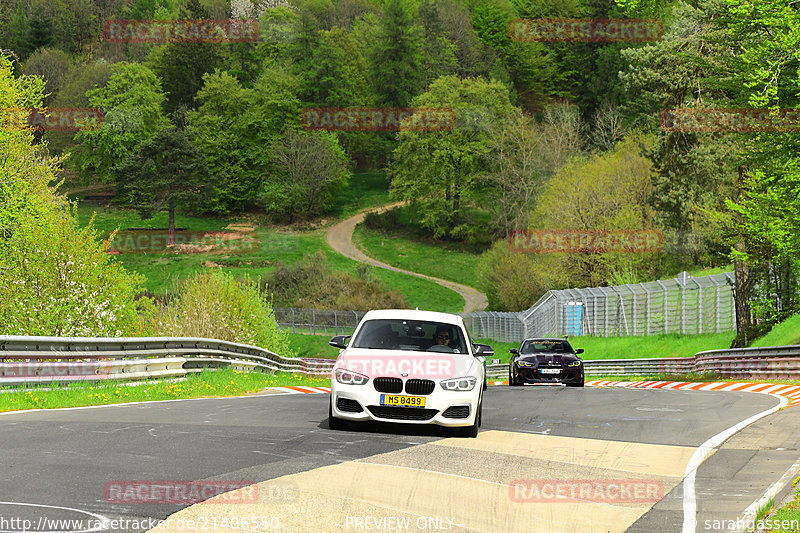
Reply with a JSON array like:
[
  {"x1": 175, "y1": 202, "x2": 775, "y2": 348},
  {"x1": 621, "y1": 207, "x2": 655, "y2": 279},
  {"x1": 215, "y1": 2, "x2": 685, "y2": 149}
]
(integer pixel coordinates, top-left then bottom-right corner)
[
  {"x1": 352, "y1": 211, "x2": 485, "y2": 290},
  {"x1": 752, "y1": 312, "x2": 800, "y2": 347},
  {"x1": 763, "y1": 485, "x2": 800, "y2": 532},
  {"x1": 0, "y1": 368, "x2": 330, "y2": 413}
]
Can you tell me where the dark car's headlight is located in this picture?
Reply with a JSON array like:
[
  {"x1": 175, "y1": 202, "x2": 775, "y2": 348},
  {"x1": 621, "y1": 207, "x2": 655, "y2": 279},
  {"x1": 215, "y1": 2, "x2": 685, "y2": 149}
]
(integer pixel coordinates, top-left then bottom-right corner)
[
  {"x1": 335, "y1": 368, "x2": 369, "y2": 385},
  {"x1": 516, "y1": 361, "x2": 534, "y2": 367},
  {"x1": 568, "y1": 361, "x2": 582, "y2": 367},
  {"x1": 440, "y1": 377, "x2": 477, "y2": 391}
]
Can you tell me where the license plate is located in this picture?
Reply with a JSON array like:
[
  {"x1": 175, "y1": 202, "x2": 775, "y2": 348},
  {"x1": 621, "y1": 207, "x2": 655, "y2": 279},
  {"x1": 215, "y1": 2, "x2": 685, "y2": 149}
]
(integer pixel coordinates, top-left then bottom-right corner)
[
  {"x1": 540, "y1": 368, "x2": 561, "y2": 375},
  {"x1": 380, "y1": 395, "x2": 426, "y2": 408}
]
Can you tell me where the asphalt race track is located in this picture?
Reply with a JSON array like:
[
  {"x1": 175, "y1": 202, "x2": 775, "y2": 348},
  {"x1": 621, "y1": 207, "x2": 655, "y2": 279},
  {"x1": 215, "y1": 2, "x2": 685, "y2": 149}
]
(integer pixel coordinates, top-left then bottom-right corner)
[{"x1": 1, "y1": 386, "x2": 798, "y2": 533}]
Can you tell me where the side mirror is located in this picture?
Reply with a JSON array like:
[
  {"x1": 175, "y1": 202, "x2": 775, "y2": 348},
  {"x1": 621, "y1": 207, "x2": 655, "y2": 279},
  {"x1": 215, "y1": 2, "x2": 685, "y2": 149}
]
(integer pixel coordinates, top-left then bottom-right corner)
[
  {"x1": 509, "y1": 348, "x2": 519, "y2": 355},
  {"x1": 474, "y1": 343, "x2": 494, "y2": 357},
  {"x1": 329, "y1": 335, "x2": 351, "y2": 349},
  {"x1": 575, "y1": 348, "x2": 584, "y2": 355}
]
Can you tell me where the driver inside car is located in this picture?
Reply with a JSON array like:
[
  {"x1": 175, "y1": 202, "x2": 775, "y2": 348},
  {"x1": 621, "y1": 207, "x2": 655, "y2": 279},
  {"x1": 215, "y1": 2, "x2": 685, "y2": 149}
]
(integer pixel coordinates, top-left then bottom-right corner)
[{"x1": 434, "y1": 327, "x2": 452, "y2": 347}]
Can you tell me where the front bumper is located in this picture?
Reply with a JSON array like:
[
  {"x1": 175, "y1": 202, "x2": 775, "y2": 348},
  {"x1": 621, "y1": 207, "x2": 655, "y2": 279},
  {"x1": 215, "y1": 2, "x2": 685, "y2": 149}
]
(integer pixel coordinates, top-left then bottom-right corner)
[
  {"x1": 330, "y1": 383, "x2": 480, "y2": 427},
  {"x1": 515, "y1": 365, "x2": 584, "y2": 384}
]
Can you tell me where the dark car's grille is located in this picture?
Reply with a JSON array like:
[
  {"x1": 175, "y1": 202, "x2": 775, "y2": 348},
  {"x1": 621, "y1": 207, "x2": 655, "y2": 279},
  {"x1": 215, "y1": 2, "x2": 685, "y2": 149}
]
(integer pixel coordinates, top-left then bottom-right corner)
[
  {"x1": 337, "y1": 398, "x2": 363, "y2": 413},
  {"x1": 442, "y1": 406, "x2": 470, "y2": 419},
  {"x1": 405, "y1": 379, "x2": 435, "y2": 395},
  {"x1": 373, "y1": 377, "x2": 403, "y2": 394},
  {"x1": 367, "y1": 406, "x2": 438, "y2": 421}
]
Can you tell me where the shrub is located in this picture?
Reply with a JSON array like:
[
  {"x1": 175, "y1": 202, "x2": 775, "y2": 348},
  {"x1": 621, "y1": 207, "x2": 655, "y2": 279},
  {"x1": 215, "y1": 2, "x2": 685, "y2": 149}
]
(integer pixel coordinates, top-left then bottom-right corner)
[
  {"x1": 264, "y1": 251, "x2": 407, "y2": 310},
  {"x1": 165, "y1": 270, "x2": 291, "y2": 355}
]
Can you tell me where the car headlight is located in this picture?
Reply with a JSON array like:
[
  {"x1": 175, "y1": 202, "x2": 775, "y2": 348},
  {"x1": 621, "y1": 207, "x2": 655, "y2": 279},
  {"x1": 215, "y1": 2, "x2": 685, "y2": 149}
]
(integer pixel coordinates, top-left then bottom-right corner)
[
  {"x1": 440, "y1": 377, "x2": 477, "y2": 391},
  {"x1": 516, "y1": 361, "x2": 534, "y2": 367},
  {"x1": 568, "y1": 361, "x2": 582, "y2": 367},
  {"x1": 335, "y1": 368, "x2": 369, "y2": 385}
]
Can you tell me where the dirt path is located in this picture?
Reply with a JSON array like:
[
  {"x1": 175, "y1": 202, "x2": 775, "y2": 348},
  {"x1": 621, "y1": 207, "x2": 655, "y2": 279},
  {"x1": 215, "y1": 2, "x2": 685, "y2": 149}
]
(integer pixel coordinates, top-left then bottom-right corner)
[{"x1": 326, "y1": 203, "x2": 488, "y2": 313}]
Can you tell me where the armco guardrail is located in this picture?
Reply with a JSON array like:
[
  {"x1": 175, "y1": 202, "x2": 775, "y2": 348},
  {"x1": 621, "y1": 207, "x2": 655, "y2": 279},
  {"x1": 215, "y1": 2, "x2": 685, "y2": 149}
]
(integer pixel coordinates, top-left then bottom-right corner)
[
  {"x1": 486, "y1": 345, "x2": 800, "y2": 381},
  {"x1": 3, "y1": 336, "x2": 799, "y2": 386},
  {"x1": 0, "y1": 336, "x2": 335, "y2": 386},
  {"x1": 582, "y1": 345, "x2": 800, "y2": 380}
]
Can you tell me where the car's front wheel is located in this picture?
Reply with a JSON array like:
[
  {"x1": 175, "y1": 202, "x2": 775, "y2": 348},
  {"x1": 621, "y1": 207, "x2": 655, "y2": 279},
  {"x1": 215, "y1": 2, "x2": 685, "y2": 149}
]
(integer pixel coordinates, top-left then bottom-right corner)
[
  {"x1": 328, "y1": 400, "x2": 349, "y2": 430},
  {"x1": 566, "y1": 378, "x2": 585, "y2": 387},
  {"x1": 460, "y1": 397, "x2": 482, "y2": 438},
  {"x1": 509, "y1": 365, "x2": 522, "y2": 386}
]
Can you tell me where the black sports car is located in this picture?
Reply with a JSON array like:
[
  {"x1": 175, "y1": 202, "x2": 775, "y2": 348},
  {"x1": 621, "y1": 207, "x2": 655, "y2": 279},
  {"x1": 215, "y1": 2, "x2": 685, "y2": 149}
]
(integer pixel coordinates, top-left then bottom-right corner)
[{"x1": 508, "y1": 338, "x2": 584, "y2": 387}]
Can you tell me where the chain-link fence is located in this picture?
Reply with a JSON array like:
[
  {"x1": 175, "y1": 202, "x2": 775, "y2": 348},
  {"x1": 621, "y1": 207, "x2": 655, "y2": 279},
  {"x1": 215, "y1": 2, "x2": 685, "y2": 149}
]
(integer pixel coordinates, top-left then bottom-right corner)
[
  {"x1": 275, "y1": 271, "x2": 737, "y2": 344},
  {"x1": 463, "y1": 271, "x2": 736, "y2": 342},
  {"x1": 273, "y1": 308, "x2": 367, "y2": 336}
]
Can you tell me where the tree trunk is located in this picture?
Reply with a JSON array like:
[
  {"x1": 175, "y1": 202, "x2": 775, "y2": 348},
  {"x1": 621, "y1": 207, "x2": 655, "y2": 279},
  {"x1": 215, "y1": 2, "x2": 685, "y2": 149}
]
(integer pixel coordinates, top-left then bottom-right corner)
[
  {"x1": 732, "y1": 165, "x2": 753, "y2": 347},
  {"x1": 168, "y1": 203, "x2": 176, "y2": 248}
]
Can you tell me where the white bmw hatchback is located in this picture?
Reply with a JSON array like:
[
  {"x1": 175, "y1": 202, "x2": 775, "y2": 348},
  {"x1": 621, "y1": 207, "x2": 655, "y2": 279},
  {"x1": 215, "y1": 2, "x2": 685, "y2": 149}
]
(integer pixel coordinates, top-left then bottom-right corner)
[{"x1": 328, "y1": 309, "x2": 491, "y2": 437}]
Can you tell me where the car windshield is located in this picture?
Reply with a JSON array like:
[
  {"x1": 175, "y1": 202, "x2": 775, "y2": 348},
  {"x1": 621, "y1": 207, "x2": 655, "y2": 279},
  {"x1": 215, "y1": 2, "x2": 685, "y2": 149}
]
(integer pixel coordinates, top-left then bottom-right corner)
[
  {"x1": 351, "y1": 319, "x2": 466, "y2": 353},
  {"x1": 520, "y1": 340, "x2": 574, "y2": 354}
]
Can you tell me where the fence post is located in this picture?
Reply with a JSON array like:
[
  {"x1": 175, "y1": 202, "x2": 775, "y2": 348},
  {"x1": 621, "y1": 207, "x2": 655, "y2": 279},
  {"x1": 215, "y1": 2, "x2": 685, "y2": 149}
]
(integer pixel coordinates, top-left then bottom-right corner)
[
  {"x1": 312, "y1": 309, "x2": 316, "y2": 335},
  {"x1": 657, "y1": 280, "x2": 668, "y2": 334},
  {"x1": 716, "y1": 285, "x2": 721, "y2": 333},
  {"x1": 334, "y1": 310, "x2": 338, "y2": 335},
  {"x1": 644, "y1": 285, "x2": 651, "y2": 336},
  {"x1": 291, "y1": 308, "x2": 296, "y2": 334},
  {"x1": 695, "y1": 279, "x2": 703, "y2": 334}
]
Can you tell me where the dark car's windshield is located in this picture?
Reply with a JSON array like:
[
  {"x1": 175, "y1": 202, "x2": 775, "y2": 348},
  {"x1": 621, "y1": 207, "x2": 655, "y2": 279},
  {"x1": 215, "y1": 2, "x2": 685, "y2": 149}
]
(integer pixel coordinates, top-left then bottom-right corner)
[
  {"x1": 520, "y1": 339, "x2": 574, "y2": 354},
  {"x1": 352, "y1": 319, "x2": 466, "y2": 353}
]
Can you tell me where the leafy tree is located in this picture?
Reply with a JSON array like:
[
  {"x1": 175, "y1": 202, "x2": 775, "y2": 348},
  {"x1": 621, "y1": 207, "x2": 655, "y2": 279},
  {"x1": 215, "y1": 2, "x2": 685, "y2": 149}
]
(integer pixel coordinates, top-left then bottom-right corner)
[
  {"x1": 22, "y1": 48, "x2": 73, "y2": 104},
  {"x1": 150, "y1": 0, "x2": 224, "y2": 114},
  {"x1": 261, "y1": 128, "x2": 350, "y2": 220},
  {"x1": 3, "y1": 2, "x2": 32, "y2": 61},
  {"x1": 0, "y1": 53, "x2": 145, "y2": 336},
  {"x1": 305, "y1": 27, "x2": 372, "y2": 106},
  {"x1": 114, "y1": 125, "x2": 215, "y2": 246},
  {"x1": 529, "y1": 134, "x2": 662, "y2": 288},
  {"x1": 189, "y1": 65, "x2": 302, "y2": 212},
  {"x1": 483, "y1": 103, "x2": 584, "y2": 236},
  {"x1": 389, "y1": 76, "x2": 519, "y2": 239},
  {"x1": 369, "y1": 0, "x2": 424, "y2": 107},
  {"x1": 73, "y1": 62, "x2": 169, "y2": 182}
]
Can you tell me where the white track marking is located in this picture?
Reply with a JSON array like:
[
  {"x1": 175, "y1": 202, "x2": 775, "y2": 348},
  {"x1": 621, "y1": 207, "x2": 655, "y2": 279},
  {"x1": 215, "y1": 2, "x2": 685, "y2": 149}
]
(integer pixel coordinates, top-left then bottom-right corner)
[
  {"x1": 0, "y1": 501, "x2": 110, "y2": 533},
  {"x1": 730, "y1": 456, "x2": 800, "y2": 533},
  {"x1": 681, "y1": 392, "x2": 788, "y2": 533}
]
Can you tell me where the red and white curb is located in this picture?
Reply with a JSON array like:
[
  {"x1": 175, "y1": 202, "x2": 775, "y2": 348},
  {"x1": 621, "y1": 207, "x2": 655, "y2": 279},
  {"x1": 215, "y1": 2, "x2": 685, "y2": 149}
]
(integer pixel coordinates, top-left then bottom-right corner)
[
  {"x1": 587, "y1": 380, "x2": 800, "y2": 408},
  {"x1": 273, "y1": 386, "x2": 331, "y2": 394},
  {"x1": 273, "y1": 381, "x2": 800, "y2": 408}
]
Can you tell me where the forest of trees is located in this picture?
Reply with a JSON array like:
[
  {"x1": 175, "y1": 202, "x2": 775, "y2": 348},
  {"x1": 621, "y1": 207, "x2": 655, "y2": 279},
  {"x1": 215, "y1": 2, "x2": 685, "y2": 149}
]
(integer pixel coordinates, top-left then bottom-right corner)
[{"x1": 2, "y1": 0, "x2": 799, "y2": 343}]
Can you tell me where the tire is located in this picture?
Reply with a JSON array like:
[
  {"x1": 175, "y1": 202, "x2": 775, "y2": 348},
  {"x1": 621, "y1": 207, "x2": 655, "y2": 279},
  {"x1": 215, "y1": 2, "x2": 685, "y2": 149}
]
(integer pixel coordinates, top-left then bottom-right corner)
[
  {"x1": 328, "y1": 400, "x2": 349, "y2": 431},
  {"x1": 566, "y1": 378, "x2": 585, "y2": 387},
  {"x1": 509, "y1": 366, "x2": 522, "y2": 386},
  {"x1": 460, "y1": 397, "x2": 481, "y2": 438}
]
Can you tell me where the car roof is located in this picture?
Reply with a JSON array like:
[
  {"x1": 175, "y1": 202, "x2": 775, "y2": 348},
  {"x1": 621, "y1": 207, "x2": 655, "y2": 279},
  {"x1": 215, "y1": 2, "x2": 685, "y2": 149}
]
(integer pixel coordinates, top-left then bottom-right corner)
[
  {"x1": 361, "y1": 309, "x2": 464, "y2": 327},
  {"x1": 522, "y1": 338, "x2": 572, "y2": 343}
]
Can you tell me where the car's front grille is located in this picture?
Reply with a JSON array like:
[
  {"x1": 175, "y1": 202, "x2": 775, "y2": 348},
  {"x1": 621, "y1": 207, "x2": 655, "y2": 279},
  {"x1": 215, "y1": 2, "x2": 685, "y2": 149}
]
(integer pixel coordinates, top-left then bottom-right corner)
[
  {"x1": 405, "y1": 379, "x2": 435, "y2": 395},
  {"x1": 367, "y1": 406, "x2": 438, "y2": 421},
  {"x1": 373, "y1": 377, "x2": 403, "y2": 393},
  {"x1": 442, "y1": 406, "x2": 470, "y2": 419},
  {"x1": 337, "y1": 398, "x2": 363, "y2": 413}
]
